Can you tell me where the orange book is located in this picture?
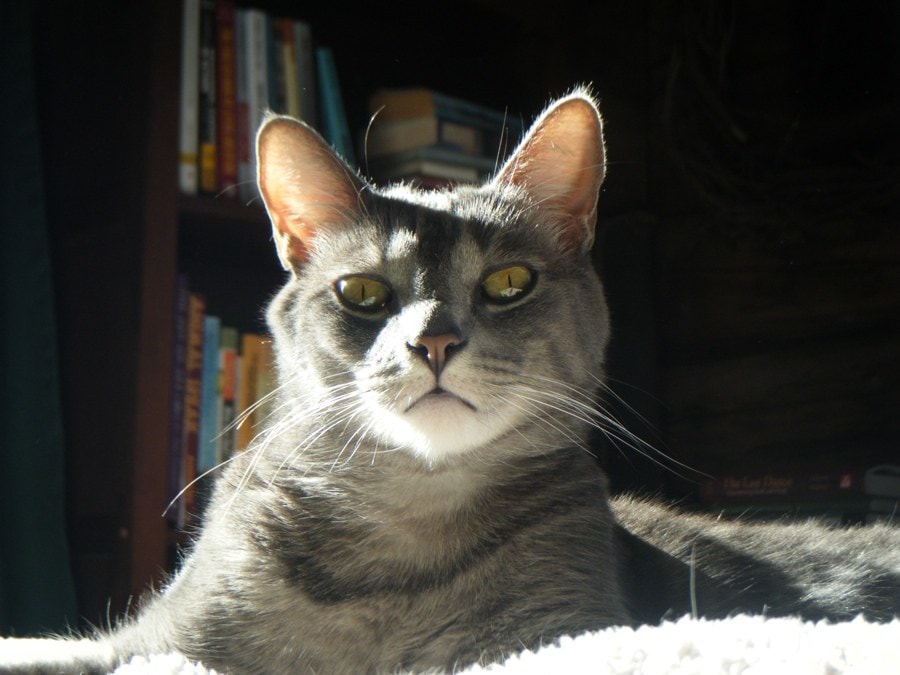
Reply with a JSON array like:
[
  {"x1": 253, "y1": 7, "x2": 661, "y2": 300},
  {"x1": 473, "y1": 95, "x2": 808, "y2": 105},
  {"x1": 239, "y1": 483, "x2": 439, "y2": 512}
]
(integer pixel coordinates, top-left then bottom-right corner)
[{"x1": 236, "y1": 334, "x2": 275, "y2": 452}]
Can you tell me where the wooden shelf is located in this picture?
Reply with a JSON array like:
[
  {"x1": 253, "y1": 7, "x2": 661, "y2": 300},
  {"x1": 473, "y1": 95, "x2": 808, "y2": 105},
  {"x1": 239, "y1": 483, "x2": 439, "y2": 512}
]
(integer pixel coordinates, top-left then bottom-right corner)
[{"x1": 178, "y1": 193, "x2": 268, "y2": 228}]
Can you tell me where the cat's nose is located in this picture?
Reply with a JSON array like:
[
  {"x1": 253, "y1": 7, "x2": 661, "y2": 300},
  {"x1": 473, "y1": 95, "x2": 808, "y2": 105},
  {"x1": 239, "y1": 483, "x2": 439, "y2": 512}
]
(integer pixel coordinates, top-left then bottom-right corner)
[{"x1": 409, "y1": 333, "x2": 464, "y2": 379}]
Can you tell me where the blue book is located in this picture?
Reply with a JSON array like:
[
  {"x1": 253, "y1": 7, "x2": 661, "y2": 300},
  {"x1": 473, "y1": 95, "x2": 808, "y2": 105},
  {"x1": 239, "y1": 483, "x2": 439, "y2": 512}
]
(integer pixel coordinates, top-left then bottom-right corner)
[
  {"x1": 198, "y1": 314, "x2": 222, "y2": 473},
  {"x1": 316, "y1": 47, "x2": 356, "y2": 165}
]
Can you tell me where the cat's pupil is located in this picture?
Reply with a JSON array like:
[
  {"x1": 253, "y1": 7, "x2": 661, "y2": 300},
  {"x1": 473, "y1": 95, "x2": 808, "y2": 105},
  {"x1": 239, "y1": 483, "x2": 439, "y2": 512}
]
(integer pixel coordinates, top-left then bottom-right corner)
[
  {"x1": 336, "y1": 276, "x2": 391, "y2": 311},
  {"x1": 481, "y1": 265, "x2": 534, "y2": 303}
]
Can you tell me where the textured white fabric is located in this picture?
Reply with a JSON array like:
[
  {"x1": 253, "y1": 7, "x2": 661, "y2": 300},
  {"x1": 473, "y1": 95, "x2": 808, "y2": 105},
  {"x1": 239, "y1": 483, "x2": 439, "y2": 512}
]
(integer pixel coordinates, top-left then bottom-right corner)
[
  {"x1": 105, "y1": 614, "x2": 900, "y2": 675},
  {"x1": 466, "y1": 614, "x2": 900, "y2": 675}
]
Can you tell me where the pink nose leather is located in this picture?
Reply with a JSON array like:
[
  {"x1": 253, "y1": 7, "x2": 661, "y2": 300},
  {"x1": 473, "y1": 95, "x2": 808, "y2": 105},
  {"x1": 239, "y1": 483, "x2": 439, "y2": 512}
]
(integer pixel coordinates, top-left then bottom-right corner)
[{"x1": 411, "y1": 333, "x2": 462, "y2": 378}]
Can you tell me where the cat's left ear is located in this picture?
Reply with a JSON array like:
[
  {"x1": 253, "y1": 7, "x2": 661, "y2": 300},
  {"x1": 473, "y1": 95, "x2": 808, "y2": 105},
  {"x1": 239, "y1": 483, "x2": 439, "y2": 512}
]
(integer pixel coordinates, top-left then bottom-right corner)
[
  {"x1": 257, "y1": 115, "x2": 365, "y2": 271},
  {"x1": 493, "y1": 90, "x2": 606, "y2": 253}
]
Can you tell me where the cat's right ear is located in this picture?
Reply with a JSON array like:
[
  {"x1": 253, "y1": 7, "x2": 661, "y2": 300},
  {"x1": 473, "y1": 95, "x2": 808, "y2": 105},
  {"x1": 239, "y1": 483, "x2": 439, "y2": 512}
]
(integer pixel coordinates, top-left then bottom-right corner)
[
  {"x1": 257, "y1": 115, "x2": 364, "y2": 270},
  {"x1": 493, "y1": 90, "x2": 606, "y2": 254}
]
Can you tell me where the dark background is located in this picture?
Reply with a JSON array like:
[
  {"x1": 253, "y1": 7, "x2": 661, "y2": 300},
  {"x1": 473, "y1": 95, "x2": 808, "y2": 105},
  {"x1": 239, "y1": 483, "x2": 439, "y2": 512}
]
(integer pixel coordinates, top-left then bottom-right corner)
[{"x1": 5, "y1": 0, "x2": 897, "y2": 633}]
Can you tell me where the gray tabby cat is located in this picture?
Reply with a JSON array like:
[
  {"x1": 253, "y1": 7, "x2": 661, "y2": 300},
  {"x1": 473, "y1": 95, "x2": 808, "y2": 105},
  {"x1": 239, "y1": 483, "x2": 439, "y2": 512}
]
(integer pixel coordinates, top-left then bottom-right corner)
[{"x1": 2, "y1": 89, "x2": 898, "y2": 674}]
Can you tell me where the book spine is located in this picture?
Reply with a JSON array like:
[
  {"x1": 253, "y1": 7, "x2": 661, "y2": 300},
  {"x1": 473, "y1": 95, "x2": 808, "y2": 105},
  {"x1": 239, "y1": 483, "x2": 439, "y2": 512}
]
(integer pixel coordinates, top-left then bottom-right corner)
[
  {"x1": 431, "y1": 103, "x2": 521, "y2": 137},
  {"x1": 864, "y1": 465, "x2": 900, "y2": 497},
  {"x1": 218, "y1": 326, "x2": 239, "y2": 462},
  {"x1": 365, "y1": 117, "x2": 483, "y2": 158},
  {"x1": 429, "y1": 90, "x2": 520, "y2": 132},
  {"x1": 700, "y1": 468, "x2": 884, "y2": 503},
  {"x1": 368, "y1": 88, "x2": 523, "y2": 142},
  {"x1": 166, "y1": 274, "x2": 190, "y2": 526},
  {"x1": 369, "y1": 159, "x2": 479, "y2": 184},
  {"x1": 256, "y1": 337, "x2": 276, "y2": 430},
  {"x1": 293, "y1": 21, "x2": 316, "y2": 126},
  {"x1": 236, "y1": 333, "x2": 262, "y2": 452},
  {"x1": 244, "y1": 9, "x2": 269, "y2": 201},
  {"x1": 197, "y1": 314, "x2": 221, "y2": 474},
  {"x1": 367, "y1": 146, "x2": 495, "y2": 185},
  {"x1": 251, "y1": 10, "x2": 270, "y2": 123},
  {"x1": 234, "y1": 8, "x2": 251, "y2": 203},
  {"x1": 178, "y1": 0, "x2": 201, "y2": 194},
  {"x1": 181, "y1": 292, "x2": 206, "y2": 526},
  {"x1": 215, "y1": 0, "x2": 238, "y2": 198},
  {"x1": 278, "y1": 18, "x2": 301, "y2": 118},
  {"x1": 268, "y1": 15, "x2": 285, "y2": 113},
  {"x1": 368, "y1": 88, "x2": 434, "y2": 120},
  {"x1": 198, "y1": 0, "x2": 217, "y2": 194},
  {"x1": 316, "y1": 47, "x2": 355, "y2": 165}
]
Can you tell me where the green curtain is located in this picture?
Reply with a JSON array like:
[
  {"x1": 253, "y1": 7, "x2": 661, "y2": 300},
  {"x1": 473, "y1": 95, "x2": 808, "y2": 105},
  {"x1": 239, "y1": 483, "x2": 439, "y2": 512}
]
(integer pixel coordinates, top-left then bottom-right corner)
[{"x1": 0, "y1": 3, "x2": 79, "y2": 635}]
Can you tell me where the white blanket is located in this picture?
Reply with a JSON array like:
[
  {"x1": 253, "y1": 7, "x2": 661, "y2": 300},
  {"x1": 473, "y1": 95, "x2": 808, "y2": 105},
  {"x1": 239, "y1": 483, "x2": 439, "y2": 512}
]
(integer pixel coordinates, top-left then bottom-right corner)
[{"x1": 109, "y1": 614, "x2": 900, "y2": 674}]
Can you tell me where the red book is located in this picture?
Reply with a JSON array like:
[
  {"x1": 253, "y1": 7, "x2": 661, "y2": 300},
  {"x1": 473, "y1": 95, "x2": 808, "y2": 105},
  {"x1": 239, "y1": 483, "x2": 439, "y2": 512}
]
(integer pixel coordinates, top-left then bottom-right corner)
[
  {"x1": 215, "y1": 0, "x2": 238, "y2": 198},
  {"x1": 198, "y1": 0, "x2": 217, "y2": 194}
]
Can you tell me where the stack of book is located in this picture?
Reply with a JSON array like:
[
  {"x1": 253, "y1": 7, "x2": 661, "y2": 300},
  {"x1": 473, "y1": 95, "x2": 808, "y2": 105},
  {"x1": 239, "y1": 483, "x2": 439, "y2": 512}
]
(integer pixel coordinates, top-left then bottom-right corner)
[
  {"x1": 178, "y1": 0, "x2": 354, "y2": 202},
  {"x1": 699, "y1": 464, "x2": 900, "y2": 525},
  {"x1": 364, "y1": 88, "x2": 523, "y2": 188},
  {"x1": 167, "y1": 275, "x2": 277, "y2": 528}
]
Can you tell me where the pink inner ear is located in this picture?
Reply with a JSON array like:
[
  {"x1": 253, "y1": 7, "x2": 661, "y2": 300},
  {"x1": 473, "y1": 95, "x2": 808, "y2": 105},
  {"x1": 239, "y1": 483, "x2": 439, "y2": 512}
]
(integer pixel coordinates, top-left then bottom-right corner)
[
  {"x1": 495, "y1": 95, "x2": 605, "y2": 251},
  {"x1": 257, "y1": 117, "x2": 362, "y2": 268}
]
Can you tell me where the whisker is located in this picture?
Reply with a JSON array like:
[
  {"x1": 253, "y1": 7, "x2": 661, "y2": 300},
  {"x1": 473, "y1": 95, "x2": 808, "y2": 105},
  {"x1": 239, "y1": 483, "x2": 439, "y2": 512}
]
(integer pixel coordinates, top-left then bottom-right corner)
[
  {"x1": 162, "y1": 449, "x2": 245, "y2": 518},
  {"x1": 499, "y1": 375, "x2": 710, "y2": 483},
  {"x1": 487, "y1": 385, "x2": 595, "y2": 456}
]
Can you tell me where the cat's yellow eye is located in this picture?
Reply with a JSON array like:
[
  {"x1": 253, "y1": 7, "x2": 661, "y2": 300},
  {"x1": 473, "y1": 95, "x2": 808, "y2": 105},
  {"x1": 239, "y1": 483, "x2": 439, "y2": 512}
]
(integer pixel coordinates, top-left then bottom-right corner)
[
  {"x1": 481, "y1": 265, "x2": 535, "y2": 304},
  {"x1": 336, "y1": 276, "x2": 392, "y2": 311}
]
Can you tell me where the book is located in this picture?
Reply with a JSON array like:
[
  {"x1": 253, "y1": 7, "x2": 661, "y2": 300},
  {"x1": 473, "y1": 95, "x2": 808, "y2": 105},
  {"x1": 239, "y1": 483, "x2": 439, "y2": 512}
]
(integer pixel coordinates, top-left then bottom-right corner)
[
  {"x1": 316, "y1": 47, "x2": 356, "y2": 165},
  {"x1": 166, "y1": 275, "x2": 190, "y2": 526},
  {"x1": 180, "y1": 292, "x2": 207, "y2": 526},
  {"x1": 364, "y1": 89, "x2": 522, "y2": 185},
  {"x1": 276, "y1": 18, "x2": 301, "y2": 119},
  {"x1": 236, "y1": 333, "x2": 275, "y2": 451},
  {"x1": 215, "y1": 0, "x2": 238, "y2": 198},
  {"x1": 178, "y1": 0, "x2": 201, "y2": 194},
  {"x1": 365, "y1": 115, "x2": 482, "y2": 158},
  {"x1": 234, "y1": 7, "x2": 250, "y2": 202},
  {"x1": 265, "y1": 14, "x2": 281, "y2": 112},
  {"x1": 864, "y1": 465, "x2": 900, "y2": 498},
  {"x1": 368, "y1": 87, "x2": 523, "y2": 144},
  {"x1": 256, "y1": 338, "x2": 276, "y2": 428},
  {"x1": 366, "y1": 145, "x2": 497, "y2": 185},
  {"x1": 181, "y1": 4, "x2": 321, "y2": 199},
  {"x1": 237, "y1": 8, "x2": 269, "y2": 202},
  {"x1": 198, "y1": 0, "x2": 217, "y2": 194},
  {"x1": 265, "y1": 15, "x2": 282, "y2": 113},
  {"x1": 700, "y1": 464, "x2": 900, "y2": 504},
  {"x1": 197, "y1": 314, "x2": 222, "y2": 474},
  {"x1": 293, "y1": 21, "x2": 316, "y2": 125},
  {"x1": 218, "y1": 326, "x2": 239, "y2": 462}
]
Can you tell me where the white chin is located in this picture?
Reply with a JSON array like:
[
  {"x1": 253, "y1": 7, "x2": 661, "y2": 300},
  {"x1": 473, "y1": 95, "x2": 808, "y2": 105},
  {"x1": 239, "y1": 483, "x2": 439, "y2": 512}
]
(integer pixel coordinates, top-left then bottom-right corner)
[{"x1": 384, "y1": 394, "x2": 506, "y2": 464}]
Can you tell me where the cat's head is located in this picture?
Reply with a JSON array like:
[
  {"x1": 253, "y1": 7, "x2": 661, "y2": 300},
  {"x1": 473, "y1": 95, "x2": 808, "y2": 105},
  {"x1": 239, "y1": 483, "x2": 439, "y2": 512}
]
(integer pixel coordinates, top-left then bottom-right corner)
[{"x1": 256, "y1": 89, "x2": 609, "y2": 467}]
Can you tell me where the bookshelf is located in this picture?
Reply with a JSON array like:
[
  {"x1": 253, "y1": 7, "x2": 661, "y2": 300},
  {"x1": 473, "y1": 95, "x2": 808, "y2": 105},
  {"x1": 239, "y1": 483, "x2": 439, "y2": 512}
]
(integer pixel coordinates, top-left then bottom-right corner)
[
  {"x1": 33, "y1": 1, "x2": 286, "y2": 622},
  {"x1": 34, "y1": 0, "x2": 898, "y2": 627},
  {"x1": 35, "y1": 0, "x2": 648, "y2": 623},
  {"x1": 126, "y1": 2, "x2": 290, "y2": 612}
]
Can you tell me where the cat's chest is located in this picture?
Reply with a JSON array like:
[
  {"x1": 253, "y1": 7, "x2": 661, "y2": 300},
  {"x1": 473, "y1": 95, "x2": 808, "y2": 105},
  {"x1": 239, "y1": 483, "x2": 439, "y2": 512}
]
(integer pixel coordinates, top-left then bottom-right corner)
[
  {"x1": 219, "y1": 511, "x2": 609, "y2": 673},
  {"x1": 264, "y1": 483, "x2": 491, "y2": 595},
  {"x1": 187, "y1": 455, "x2": 622, "y2": 672}
]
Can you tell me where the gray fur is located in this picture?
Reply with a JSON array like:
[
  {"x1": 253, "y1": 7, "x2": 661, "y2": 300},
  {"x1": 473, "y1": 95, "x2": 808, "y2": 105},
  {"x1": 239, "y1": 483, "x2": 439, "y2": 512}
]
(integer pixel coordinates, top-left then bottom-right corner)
[{"x1": 2, "y1": 90, "x2": 898, "y2": 674}]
